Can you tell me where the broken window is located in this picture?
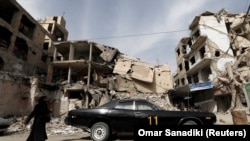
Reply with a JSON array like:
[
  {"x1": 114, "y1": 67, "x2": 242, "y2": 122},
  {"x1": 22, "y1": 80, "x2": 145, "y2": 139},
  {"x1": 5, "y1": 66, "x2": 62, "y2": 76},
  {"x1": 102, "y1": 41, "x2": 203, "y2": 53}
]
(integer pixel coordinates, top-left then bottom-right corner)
[
  {"x1": 215, "y1": 50, "x2": 220, "y2": 57},
  {"x1": 53, "y1": 16, "x2": 58, "y2": 22},
  {"x1": 19, "y1": 15, "x2": 35, "y2": 39},
  {"x1": 181, "y1": 45, "x2": 187, "y2": 54},
  {"x1": 43, "y1": 42, "x2": 49, "y2": 50},
  {"x1": 187, "y1": 76, "x2": 192, "y2": 83},
  {"x1": 188, "y1": 39, "x2": 192, "y2": 48},
  {"x1": 0, "y1": 26, "x2": 11, "y2": 49},
  {"x1": 184, "y1": 61, "x2": 189, "y2": 71},
  {"x1": 181, "y1": 78, "x2": 185, "y2": 85},
  {"x1": 193, "y1": 73, "x2": 199, "y2": 83},
  {"x1": 199, "y1": 46, "x2": 206, "y2": 59},
  {"x1": 190, "y1": 56, "x2": 196, "y2": 65},
  {"x1": 179, "y1": 63, "x2": 183, "y2": 71},
  {"x1": 13, "y1": 37, "x2": 28, "y2": 61},
  {"x1": 48, "y1": 24, "x2": 53, "y2": 32},
  {"x1": 53, "y1": 26, "x2": 65, "y2": 41},
  {"x1": 0, "y1": 1, "x2": 17, "y2": 24}
]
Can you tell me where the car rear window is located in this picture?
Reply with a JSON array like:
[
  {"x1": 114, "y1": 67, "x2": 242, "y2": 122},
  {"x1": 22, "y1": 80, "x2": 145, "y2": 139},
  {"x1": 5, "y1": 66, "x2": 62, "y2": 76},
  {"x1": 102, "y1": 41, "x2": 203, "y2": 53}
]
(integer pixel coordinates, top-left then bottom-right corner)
[
  {"x1": 99, "y1": 100, "x2": 118, "y2": 108},
  {"x1": 115, "y1": 101, "x2": 134, "y2": 110}
]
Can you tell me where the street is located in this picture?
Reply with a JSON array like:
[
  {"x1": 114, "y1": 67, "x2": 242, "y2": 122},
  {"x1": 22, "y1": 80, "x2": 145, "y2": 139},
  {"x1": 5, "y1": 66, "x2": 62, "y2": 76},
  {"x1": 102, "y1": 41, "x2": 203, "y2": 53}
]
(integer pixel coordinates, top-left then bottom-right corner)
[
  {"x1": 0, "y1": 132, "x2": 133, "y2": 141},
  {"x1": 0, "y1": 133, "x2": 87, "y2": 141}
]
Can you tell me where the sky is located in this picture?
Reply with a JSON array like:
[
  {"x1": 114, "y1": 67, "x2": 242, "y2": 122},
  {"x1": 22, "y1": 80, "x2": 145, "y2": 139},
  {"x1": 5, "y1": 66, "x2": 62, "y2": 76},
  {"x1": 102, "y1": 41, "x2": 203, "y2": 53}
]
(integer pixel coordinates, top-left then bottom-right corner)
[{"x1": 16, "y1": 0, "x2": 250, "y2": 74}]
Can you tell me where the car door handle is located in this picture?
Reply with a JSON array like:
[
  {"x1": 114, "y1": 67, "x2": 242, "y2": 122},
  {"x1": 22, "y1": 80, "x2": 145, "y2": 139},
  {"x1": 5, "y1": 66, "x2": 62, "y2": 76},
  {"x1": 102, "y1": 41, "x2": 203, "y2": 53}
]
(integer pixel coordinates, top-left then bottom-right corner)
[{"x1": 135, "y1": 112, "x2": 146, "y2": 118}]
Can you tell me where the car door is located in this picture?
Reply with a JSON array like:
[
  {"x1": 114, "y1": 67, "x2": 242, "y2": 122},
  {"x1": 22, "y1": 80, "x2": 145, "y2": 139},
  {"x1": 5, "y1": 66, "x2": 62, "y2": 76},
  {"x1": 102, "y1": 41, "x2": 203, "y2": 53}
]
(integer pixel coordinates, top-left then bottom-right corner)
[
  {"x1": 134, "y1": 100, "x2": 158, "y2": 127},
  {"x1": 108, "y1": 100, "x2": 135, "y2": 132},
  {"x1": 134, "y1": 101, "x2": 185, "y2": 126}
]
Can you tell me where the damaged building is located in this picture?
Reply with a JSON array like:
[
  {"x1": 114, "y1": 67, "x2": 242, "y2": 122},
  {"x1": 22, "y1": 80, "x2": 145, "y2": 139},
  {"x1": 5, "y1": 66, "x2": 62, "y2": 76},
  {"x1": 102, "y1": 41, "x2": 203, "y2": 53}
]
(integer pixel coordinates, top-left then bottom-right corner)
[
  {"x1": 45, "y1": 40, "x2": 173, "y2": 116},
  {"x1": 0, "y1": 0, "x2": 70, "y2": 116},
  {"x1": 173, "y1": 9, "x2": 250, "y2": 113},
  {"x1": 0, "y1": 0, "x2": 58, "y2": 116},
  {"x1": 3, "y1": 0, "x2": 249, "y2": 119},
  {"x1": 0, "y1": 0, "x2": 173, "y2": 117}
]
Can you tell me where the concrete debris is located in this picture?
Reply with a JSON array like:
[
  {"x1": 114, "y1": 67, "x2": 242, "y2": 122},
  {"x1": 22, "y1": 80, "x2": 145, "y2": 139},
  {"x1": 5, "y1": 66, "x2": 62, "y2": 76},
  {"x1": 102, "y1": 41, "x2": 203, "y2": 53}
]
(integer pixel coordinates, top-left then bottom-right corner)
[
  {"x1": 6, "y1": 116, "x2": 84, "y2": 136},
  {"x1": 5, "y1": 92, "x2": 177, "y2": 136}
]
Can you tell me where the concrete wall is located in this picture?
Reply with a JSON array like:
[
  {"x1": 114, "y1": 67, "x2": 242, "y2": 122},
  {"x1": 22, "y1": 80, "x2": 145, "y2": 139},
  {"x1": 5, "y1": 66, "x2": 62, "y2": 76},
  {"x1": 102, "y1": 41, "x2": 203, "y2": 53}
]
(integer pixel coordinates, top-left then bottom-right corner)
[{"x1": 0, "y1": 73, "x2": 32, "y2": 116}]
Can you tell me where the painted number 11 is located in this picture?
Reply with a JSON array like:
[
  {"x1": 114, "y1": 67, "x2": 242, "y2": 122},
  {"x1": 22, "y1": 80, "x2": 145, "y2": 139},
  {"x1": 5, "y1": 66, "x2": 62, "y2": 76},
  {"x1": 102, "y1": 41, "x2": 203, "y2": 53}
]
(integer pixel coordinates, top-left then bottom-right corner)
[{"x1": 148, "y1": 116, "x2": 158, "y2": 125}]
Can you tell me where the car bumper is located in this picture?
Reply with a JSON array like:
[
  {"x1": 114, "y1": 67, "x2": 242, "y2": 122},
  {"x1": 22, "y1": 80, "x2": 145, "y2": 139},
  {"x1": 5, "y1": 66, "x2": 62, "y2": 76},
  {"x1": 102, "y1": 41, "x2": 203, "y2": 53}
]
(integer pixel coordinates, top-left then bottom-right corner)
[
  {"x1": 64, "y1": 116, "x2": 70, "y2": 125},
  {"x1": 0, "y1": 125, "x2": 10, "y2": 133}
]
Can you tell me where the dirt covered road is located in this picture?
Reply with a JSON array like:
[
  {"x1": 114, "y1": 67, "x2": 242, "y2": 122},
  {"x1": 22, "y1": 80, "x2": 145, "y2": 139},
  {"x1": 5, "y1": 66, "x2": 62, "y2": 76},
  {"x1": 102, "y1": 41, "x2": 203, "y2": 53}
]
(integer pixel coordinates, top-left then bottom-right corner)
[
  {"x1": 0, "y1": 132, "x2": 90, "y2": 141},
  {"x1": 0, "y1": 132, "x2": 133, "y2": 141}
]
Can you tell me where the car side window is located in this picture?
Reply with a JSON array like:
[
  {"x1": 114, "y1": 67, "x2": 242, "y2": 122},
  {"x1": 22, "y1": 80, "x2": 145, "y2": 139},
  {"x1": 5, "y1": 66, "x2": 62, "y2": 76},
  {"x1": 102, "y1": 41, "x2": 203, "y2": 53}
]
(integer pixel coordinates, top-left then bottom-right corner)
[
  {"x1": 115, "y1": 101, "x2": 134, "y2": 110},
  {"x1": 136, "y1": 101, "x2": 153, "y2": 110}
]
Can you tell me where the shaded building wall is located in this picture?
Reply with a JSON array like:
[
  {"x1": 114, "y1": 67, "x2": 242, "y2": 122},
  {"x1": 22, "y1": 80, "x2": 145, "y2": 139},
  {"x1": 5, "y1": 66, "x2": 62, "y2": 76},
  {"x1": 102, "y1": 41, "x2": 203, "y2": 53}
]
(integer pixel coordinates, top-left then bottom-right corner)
[
  {"x1": 0, "y1": 73, "x2": 32, "y2": 116},
  {"x1": 0, "y1": 0, "x2": 49, "y2": 75},
  {"x1": 0, "y1": 0, "x2": 57, "y2": 116}
]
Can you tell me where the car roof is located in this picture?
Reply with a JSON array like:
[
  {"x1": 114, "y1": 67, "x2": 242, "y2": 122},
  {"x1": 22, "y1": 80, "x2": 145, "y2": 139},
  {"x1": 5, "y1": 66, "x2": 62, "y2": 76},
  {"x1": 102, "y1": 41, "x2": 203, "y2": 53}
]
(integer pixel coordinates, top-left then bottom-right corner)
[{"x1": 99, "y1": 98, "x2": 151, "y2": 108}]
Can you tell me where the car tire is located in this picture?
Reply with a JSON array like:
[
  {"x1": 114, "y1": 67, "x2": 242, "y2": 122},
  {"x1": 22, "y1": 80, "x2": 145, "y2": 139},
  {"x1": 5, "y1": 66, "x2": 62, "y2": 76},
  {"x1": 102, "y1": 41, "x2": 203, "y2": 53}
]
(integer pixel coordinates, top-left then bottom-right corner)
[
  {"x1": 90, "y1": 122, "x2": 110, "y2": 141},
  {"x1": 182, "y1": 120, "x2": 198, "y2": 125}
]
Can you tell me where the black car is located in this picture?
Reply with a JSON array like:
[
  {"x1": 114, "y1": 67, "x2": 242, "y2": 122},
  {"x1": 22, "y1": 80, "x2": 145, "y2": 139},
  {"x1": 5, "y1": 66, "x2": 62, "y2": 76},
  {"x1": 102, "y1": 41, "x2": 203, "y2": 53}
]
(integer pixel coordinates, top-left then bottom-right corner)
[
  {"x1": 0, "y1": 117, "x2": 11, "y2": 134},
  {"x1": 65, "y1": 99, "x2": 216, "y2": 141}
]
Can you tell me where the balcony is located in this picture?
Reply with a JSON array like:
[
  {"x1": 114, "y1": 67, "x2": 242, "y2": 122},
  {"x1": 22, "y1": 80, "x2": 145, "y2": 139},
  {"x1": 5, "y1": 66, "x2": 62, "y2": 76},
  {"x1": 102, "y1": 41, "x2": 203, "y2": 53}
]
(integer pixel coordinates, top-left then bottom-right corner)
[
  {"x1": 191, "y1": 35, "x2": 207, "y2": 50},
  {"x1": 186, "y1": 58, "x2": 212, "y2": 75}
]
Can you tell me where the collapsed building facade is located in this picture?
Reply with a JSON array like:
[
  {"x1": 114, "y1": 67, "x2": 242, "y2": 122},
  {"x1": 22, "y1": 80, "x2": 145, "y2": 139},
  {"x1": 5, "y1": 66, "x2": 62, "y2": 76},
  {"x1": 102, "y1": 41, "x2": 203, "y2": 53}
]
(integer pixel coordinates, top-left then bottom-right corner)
[
  {"x1": 0, "y1": 0, "x2": 173, "y2": 117},
  {"x1": 173, "y1": 9, "x2": 250, "y2": 113},
  {"x1": 46, "y1": 41, "x2": 173, "y2": 116}
]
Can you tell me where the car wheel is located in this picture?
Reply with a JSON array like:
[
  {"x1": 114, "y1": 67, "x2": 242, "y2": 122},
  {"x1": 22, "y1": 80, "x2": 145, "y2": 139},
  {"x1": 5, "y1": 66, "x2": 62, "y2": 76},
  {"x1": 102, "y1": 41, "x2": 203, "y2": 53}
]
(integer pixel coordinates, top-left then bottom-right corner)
[
  {"x1": 182, "y1": 120, "x2": 198, "y2": 125},
  {"x1": 90, "y1": 122, "x2": 110, "y2": 141}
]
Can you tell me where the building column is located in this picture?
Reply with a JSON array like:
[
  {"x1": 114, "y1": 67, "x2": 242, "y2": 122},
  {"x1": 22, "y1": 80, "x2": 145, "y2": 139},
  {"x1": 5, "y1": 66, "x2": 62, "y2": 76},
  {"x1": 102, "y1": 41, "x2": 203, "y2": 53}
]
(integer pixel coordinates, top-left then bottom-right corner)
[
  {"x1": 69, "y1": 43, "x2": 74, "y2": 60},
  {"x1": 68, "y1": 65, "x2": 72, "y2": 84},
  {"x1": 85, "y1": 43, "x2": 93, "y2": 108},
  {"x1": 53, "y1": 47, "x2": 57, "y2": 61}
]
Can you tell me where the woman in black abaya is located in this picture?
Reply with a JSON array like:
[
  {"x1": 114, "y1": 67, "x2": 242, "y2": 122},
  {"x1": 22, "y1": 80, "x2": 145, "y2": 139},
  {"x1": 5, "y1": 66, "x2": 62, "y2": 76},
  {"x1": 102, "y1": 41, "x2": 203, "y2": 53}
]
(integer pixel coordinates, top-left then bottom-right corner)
[{"x1": 24, "y1": 96, "x2": 51, "y2": 141}]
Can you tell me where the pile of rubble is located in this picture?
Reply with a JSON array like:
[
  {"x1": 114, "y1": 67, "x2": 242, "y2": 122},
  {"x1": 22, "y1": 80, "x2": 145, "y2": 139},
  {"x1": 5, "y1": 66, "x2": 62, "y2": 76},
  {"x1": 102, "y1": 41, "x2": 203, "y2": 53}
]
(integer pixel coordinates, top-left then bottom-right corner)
[
  {"x1": 5, "y1": 93, "x2": 177, "y2": 136},
  {"x1": 6, "y1": 116, "x2": 85, "y2": 136}
]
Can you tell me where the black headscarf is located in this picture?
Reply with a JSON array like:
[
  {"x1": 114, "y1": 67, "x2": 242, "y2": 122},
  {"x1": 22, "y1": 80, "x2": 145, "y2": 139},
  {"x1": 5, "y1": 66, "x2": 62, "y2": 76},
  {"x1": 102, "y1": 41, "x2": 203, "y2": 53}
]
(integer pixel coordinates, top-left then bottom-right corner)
[{"x1": 38, "y1": 96, "x2": 48, "y2": 104}]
